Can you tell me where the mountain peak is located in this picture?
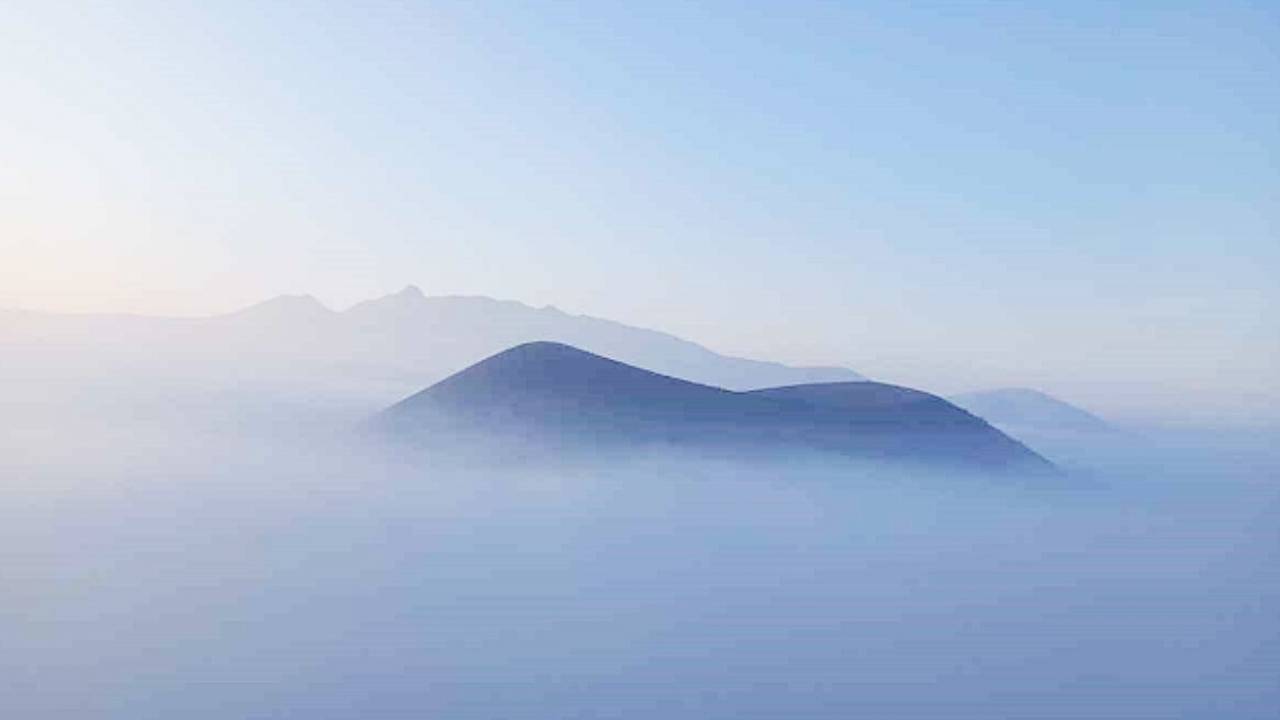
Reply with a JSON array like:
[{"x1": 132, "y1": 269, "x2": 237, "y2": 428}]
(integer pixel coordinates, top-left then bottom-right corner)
[
  {"x1": 227, "y1": 293, "x2": 331, "y2": 319},
  {"x1": 493, "y1": 340, "x2": 597, "y2": 359},
  {"x1": 415, "y1": 341, "x2": 709, "y2": 402},
  {"x1": 379, "y1": 284, "x2": 427, "y2": 305},
  {"x1": 216, "y1": 288, "x2": 862, "y2": 390},
  {"x1": 344, "y1": 285, "x2": 429, "y2": 315}
]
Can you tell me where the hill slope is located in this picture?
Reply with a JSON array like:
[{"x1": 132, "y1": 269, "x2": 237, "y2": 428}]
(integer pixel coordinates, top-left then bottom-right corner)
[
  {"x1": 378, "y1": 342, "x2": 1050, "y2": 472},
  {"x1": 949, "y1": 388, "x2": 1112, "y2": 434}
]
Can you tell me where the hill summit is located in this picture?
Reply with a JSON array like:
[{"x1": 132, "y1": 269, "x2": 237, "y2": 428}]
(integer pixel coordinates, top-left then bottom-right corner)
[{"x1": 378, "y1": 342, "x2": 1050, "y2": 472}]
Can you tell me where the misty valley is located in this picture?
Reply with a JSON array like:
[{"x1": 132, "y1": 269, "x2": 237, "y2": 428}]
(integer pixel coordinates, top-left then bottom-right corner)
[
  {"x1": 2, "y1": 294, "x2": 1276, "y2": 719},
  {"x1": 6, "y1": 2, "x2": 1276, "y2": 716}
]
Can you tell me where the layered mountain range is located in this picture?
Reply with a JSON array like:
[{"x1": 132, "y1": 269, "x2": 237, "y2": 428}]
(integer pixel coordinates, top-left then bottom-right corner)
[
  {"x1": 0, "y1": 287, "x2": 860, "y2": 414},
  {"x1": 3, "y1": 288, "x2": 1097, "y2": 470}
]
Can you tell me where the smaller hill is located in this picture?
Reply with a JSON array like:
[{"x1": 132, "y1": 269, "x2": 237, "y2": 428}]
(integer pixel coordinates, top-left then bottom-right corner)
[
  {"x1": 747, "y1": 383, "x2": 1048, "y2": 468},
  {"x1": 949, "y1": 388, "x2": 1113, "y2": 434}
]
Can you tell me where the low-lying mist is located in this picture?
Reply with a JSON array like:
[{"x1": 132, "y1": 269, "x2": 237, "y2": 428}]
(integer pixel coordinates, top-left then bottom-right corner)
[{"x1": 3, "y1": 404, "x2": 1277, "y2": 719}]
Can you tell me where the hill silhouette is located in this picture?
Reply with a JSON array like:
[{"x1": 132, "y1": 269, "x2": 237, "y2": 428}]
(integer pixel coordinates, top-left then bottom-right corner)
[
  {"x1": 950, "y1": 388, "x2": 1113, "y2": 434},
  {"x1": 378, "y1": 342, "x2": 1050, "y2": 472}
]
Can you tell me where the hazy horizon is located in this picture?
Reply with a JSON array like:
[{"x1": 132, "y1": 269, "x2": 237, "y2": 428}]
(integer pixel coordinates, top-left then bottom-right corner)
[
  {"x1": 4, "y1": 283, "x2": 1275, "y2": 430},
  {"x1": 3, "y1": 1, "x2": 1277, "y2": 428},
  {"x1": 2, "y1": 4, "x2": 1278, "y2": 714}
]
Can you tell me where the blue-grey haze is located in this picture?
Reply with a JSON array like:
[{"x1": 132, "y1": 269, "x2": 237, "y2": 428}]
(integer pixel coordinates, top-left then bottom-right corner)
[{"x1": 2, "y1": 1, "x2": 1276, "y2": 425}]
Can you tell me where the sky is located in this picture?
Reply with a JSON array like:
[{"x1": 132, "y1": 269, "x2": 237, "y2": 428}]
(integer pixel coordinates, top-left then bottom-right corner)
[{"x1": 1, "y1": 1, "x2": 1277, "y2": 423}]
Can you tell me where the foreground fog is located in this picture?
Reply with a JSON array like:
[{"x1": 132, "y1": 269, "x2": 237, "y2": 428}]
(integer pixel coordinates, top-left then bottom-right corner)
[{"x1": 3, "y1": 405, "x2": 1277, "y2": 719}]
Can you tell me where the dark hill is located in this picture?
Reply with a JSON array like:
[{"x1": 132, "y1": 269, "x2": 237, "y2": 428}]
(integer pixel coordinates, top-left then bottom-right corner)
[
  {"x1": 377, "y1": 342, "x2": 1050, "y2": 472},
  {"x1": 748, "y1": 383, "x2": 1047, "y2": 469}
]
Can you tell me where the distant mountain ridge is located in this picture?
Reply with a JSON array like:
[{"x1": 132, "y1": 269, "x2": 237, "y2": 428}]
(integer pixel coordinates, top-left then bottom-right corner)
[
  {"x1": 378, "y1": 342, "x2": 1051, "y2": 472},
  {"x1": 949, "y1": 388, "x2": 1113, "y2": 434},
  {"x1": 0, "y1": 288, "x2": 862, "y2": 414}
]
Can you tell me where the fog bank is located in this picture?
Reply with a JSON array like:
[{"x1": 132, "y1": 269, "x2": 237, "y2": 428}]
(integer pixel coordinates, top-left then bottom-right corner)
[{"x1": 2, "y1": 406, "x2": 1276, "y2": 719}]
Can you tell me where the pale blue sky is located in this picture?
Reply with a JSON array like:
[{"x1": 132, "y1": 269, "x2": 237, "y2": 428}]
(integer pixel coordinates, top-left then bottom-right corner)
[{"x1": 2, "y1": 1, "x2": 1276, "y2": 422}]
